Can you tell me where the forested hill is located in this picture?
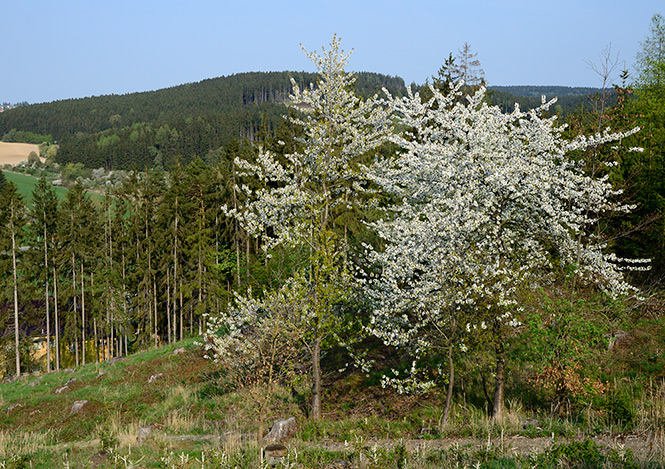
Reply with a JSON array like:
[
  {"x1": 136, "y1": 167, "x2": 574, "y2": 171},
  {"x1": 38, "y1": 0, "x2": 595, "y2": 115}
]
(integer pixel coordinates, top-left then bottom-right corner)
[
  {"x1": 0, "y1": 71, "x2": 406, "y2": 142},
  {"x1": 488, "y1": 85, "x2": 612, "y2": 115},
  {"x1": 0, "y1": 71, "x2": 405, "y2": 170},
  {"x1": 0, "y1": 74, "x2": 604, "y2": 171}
]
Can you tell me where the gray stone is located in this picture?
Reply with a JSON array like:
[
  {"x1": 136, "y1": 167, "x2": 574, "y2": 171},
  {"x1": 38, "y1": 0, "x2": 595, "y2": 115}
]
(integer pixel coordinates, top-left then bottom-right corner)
[
  {"x1": 173, "y1": 347, "x2": 186, "y2": 355},
  {"x1": 54, "y1": 385, "x2": 69, "y2": 394},
  {"x1": 264, "y1": 417, "x2": 297, "y2": 444},
  {"x1": 28, "y1": 380, "x2": 41, "y2": 387},
  {"x1": 147, "y1": 373, "x2": 163, "y2": 383},
  {"x1": 607, "y1": 330, "x2": 629, "y2": 351},
  {"x1": 30, "y1": 409, "x2": 41, "y2": 416},
  {"x1": 137, "y1": 426, "x2": 153, "y2": 445},
  {"x1": 96, "y1": 371, "x2": 107, "y2": 379},
  {"x1": 264, "y1": 444, "x2": 287, "y2": 466},
  {"x1": 521, "y1": 418, "x2": 540, "y2": 429},
  {"x1": 325, "y1": 461, "x2": 354, "y2": 469},
  {"x1": 71, "y1": 400, "x2": 88, "y2": 414},
  {"x1": 65, "y1": 378, "x2": 77, "y2": 385}
]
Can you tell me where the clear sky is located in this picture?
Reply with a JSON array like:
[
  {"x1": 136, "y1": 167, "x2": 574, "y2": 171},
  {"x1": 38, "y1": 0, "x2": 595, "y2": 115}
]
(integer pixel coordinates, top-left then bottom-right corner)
[{"x1": 2, "y1": 0, "x2": 662, "y2": 104}]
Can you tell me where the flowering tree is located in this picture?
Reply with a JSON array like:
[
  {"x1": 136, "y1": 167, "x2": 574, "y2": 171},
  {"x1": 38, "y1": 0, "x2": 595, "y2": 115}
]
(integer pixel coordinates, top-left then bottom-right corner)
[
  {"x1": 367, "y1": 83, "x2": 647, "y2": 420},
  {"x1": 219, "y1": 36, "x2": 391, "y2": 419},
  {"x1": 203, "y1": 278, "x2": 307, "y2": 445}
]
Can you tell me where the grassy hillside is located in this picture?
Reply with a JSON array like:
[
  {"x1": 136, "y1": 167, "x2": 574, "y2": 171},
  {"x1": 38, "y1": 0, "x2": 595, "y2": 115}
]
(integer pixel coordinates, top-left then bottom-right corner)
[
  {"x1": 1, "y1": 327, "x2": 664, "y2": 467},
  {"x1": 4, "y1": 171, "x2": 104, "y2": 205},
  {"x1": 4, "y1": 171, "x2": 69, "y2": 203}
]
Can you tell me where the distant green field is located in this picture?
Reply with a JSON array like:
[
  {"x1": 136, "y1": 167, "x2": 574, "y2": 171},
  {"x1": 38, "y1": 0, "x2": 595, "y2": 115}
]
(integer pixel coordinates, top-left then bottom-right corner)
[{"x1": 3, "y1": 171, "x2": 103, "y2": 205}]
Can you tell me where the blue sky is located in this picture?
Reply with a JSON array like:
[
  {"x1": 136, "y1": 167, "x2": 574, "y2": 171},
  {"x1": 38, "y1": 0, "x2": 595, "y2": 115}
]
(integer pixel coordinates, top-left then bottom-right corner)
[{"x1": 2, "y1": 1, "x2": 662, "y2": 104}]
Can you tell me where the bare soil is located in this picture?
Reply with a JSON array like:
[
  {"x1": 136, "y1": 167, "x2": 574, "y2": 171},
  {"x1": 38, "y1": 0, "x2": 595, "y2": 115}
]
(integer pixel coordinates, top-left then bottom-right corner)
[{"x1": 0, "y1": 142, "x2": 40, "y2": 166}]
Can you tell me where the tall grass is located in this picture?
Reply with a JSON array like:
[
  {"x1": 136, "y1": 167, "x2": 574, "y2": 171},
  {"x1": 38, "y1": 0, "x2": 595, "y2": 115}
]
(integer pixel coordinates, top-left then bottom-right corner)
[{"x1": 0, "y1": 430, "x2": 53, "y2": 459}]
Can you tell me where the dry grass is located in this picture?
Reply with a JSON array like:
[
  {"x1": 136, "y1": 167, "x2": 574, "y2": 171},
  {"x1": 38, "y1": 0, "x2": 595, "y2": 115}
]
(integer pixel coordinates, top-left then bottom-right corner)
[
  {"x1": 0, "y1": 142, "x2": 40, "y2": 166},
  {"x1": 0, "y1": 429, "x2": 53, "y2": 459}
]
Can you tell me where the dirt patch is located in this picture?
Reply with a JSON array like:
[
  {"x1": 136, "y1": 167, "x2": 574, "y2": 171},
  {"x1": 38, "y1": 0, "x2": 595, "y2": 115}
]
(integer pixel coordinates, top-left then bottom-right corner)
[{"x1": 0, "y1": 142, "x2": 40, "y2": 166}]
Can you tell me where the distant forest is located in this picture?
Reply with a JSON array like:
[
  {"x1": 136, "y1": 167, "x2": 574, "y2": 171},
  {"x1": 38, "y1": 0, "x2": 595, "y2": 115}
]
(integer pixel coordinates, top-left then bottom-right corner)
[
  {"x1": 0, "y1": 72, "x2": 406, "y2": 170},
  {"x1": 0, "y1": 72, "x2": 603, "y2": 171},
  {"x1": 488, "y1": 85, "x2": 616, "y2": 114}
]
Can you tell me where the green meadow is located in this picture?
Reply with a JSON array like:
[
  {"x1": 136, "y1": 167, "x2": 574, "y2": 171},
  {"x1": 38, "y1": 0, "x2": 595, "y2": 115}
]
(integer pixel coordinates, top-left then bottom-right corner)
[{"x1": 4, "y1": 171, "x2": 103, "y2": 205}]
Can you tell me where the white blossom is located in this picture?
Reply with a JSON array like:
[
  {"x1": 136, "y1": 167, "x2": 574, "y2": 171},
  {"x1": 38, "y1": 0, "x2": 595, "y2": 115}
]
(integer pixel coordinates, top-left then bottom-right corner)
[{"x1": 366, "y1": 83, "x2": 647, "y2": 390}]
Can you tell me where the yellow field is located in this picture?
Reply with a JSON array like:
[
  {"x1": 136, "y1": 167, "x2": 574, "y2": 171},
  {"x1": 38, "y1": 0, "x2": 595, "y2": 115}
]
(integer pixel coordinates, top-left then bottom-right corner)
[{"x1": 0, "y1": 142, "x2": 40, "y2": 166}]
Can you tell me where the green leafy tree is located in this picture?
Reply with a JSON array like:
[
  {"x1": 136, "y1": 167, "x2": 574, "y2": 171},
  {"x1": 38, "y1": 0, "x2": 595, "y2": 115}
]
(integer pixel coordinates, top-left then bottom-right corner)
[{"x1": 636, "y1": 13, "x2": 665, "y2": 90}]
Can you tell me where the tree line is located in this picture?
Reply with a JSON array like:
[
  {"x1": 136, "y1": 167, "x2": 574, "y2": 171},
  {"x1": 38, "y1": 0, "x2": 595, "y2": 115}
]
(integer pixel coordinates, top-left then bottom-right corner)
[
  {"x1": 0, "y1": 141, "x2": 297, "y2": 377},
  {"x1": 0, "y1": 71, "x2": 406, "y2": 172}
]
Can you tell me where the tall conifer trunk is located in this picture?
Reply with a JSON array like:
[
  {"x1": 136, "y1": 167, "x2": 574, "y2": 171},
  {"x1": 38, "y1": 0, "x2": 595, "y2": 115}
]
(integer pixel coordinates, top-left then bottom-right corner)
[
  {"x1": 11, "y1": 216, "x2": 20, "y2": 378},
  {"x1": 53, "y1": 265, "x2": 60, "y2": 371},
  {"x1": 44, "y1": 223, "x2": 51, "y2": 373},
  {"x1": 81, "y1": 262, "x2": 86, "y2": 366}
]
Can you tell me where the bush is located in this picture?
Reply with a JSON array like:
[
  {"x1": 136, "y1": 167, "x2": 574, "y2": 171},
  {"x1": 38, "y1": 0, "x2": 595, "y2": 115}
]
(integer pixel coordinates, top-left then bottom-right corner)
[
  {"x1": 602, "y1": 391, "x2": 634, "y2": 427},
  {"x1": 537, "y1": 439, "x2": 603, "y2": 468}
]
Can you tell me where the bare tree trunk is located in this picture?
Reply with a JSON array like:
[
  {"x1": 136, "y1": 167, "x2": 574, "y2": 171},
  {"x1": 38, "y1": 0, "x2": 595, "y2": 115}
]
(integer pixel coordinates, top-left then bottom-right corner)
[
  {"x1": 179, "y1": 280, "x2": 184, "y2": 340},
  {"x1": 153, "y1": 278, "x2": 158, "y2": 347},
  {"x1": 81, "y1": 262, "x2": 86, "y2": 366},
  {"x1": 44, "y1": 225, "x2": 51, "y2": 373},
  {"x1": 94, "y1": 317, "x2": 99, "y2": 363},
  {"x1": 11, "y1": 224, "x2": 21, "y2": 378},
  {"x1": 167, "y1": 268, "x2": 171, "y2": 344},
  {"x1": 53, "y1": 266, "x2": 60, "y2": 371},
  {"x1": 73, "y1": 255, "x2": 79, "y2": 368},
  {"x1": 440, "y1": 345, "x2": 455, "y2": 430},
  {"x1": 311, "y1": 337, "x2": 322, "y2": 420},
  {"x1": 45, "y1": 273, "x2": 51, "y2": 373},
  {"x1": 492, "y1": 340, "x2": 506, "y2": 421}
]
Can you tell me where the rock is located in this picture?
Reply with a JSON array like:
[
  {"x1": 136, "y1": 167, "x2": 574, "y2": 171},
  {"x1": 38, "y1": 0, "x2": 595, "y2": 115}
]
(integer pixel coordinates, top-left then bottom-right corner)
[
  {"x1": 28, "y1": 380, "x2": 41, "y2": 387},
  {"x1": 96, "y1": 371, "x2": 107, "y2": 379},
  {"x1": 264, "y1": 417, "x2": 297, "y2": 445},
  {"x1": 137, "y1": 426, "x2": 153, "y2": 445},
  {"x1": 607, "y1": 330, "x2": 629, "y2": 351},
  {"x1": 65, "y1": 378, "x2": 77, "y2": 385},
  {"x1": 30, "y1": 409, "x2": 41, "y2": 416},
  {"x1": 54, "y1": 385, "x2": 69, "y2": 394},
  {"x1": 521, "y1": 418, "x2": 540, "y2": 429},
  {"x1": 325, "y1": 461, "x2": 354, "y2": 469},
  {"x1": 264, "y1": 444, "x2": 287, "y2": 466},
  {"x1": 89, "y1": 451, "x2": 109, "y2": 466},
  {"x1": 71, "y1": 400, "x2": 88, "y2": 414},
  {"x1": 137, "y1": 424, "x2": 163, "y2": 444},
  {"x1": 7, "y1": 403, "x2": 23, "y2": 413},
  {"x1": 420, "y1": 427, "x2": 436, "y2": 435},
  {"x1": 109, "y1": 357, "x2": 126, "y2": 365},
  {"x1": 173, "y1": 347, "x2": 186, "y2": 355},
  {"x1": 147, "y1": 373, "x2": 163, "y2": 383}
]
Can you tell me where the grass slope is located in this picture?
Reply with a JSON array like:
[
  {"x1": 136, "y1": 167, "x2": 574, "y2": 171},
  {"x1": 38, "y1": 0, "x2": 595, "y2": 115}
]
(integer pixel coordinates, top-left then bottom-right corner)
[
  {"x1": 0, "y1": 334, "x2": 664, "y2": 467},
  {"x1": 4, "y1": 171, "x2": 104, "y2": 205},
  {"x1": 4, "y1": 171, "x2": 69, "y2": 203}
]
